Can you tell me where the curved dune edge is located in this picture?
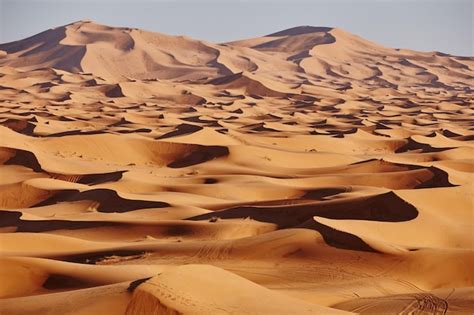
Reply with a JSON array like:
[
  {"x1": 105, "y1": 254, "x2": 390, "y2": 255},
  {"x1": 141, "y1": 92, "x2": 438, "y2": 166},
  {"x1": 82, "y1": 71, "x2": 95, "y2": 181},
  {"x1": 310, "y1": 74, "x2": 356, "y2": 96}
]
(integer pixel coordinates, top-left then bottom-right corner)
[
  {"x1": 0, "y1": 125, "x2": 231, "y2": 174},
  {"x1": 125, "y1": 264, "x2": 351, "y2": 315},
  {"x1": 0, "y1": 265, "x2": 353, "y2": 315}
]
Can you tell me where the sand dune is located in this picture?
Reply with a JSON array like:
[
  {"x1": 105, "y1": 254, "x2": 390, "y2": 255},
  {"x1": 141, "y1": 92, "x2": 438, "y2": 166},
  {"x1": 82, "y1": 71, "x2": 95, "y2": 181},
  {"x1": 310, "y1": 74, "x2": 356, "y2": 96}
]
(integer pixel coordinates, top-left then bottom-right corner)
[{"x1": 0, "y1": 20, "x2": 473, "y2": 314}]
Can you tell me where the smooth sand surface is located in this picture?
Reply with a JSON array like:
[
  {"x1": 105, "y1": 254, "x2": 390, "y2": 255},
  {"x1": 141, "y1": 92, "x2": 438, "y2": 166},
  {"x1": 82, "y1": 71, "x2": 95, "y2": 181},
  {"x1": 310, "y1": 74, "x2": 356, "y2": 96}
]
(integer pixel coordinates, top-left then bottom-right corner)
[{"x1": 0, "y1": 20, "x2": 473, "y2": 314}]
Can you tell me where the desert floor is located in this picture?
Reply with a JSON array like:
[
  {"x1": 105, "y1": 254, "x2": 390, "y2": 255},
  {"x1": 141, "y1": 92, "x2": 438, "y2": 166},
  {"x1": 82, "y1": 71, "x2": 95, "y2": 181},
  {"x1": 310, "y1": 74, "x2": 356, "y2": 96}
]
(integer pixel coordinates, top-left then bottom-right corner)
[{"x1": 0, "y1": 21, "x2": 473, "y2": 314}]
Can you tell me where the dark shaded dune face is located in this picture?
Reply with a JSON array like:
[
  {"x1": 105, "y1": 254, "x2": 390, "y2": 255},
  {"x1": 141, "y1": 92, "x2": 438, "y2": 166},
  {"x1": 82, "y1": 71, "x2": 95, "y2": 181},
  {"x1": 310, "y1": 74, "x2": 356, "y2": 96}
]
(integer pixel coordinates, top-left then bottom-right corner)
[
  {"x1": 156, "y1": 123, "x2": 202, "y2": 139},
  {"x1": 4, "y1": 149, "x2": 43, "y2": 172},
  {"x1": 203, "y1": 178, "x2": 218, "y2": 184},
  {"x1": 208, "y1": 72, "x2": 244, "y2": 86},
  {"x1": 395, "y1": 137, "x2": 454, "y2": 153},
  {"x1": 181, "y1": 116, "x2": 217, "y2": 124},
  {"x1": 301, "y1": 188, "x2": 349, "y2": 199},
  {"x1": 42, "y1": 274, "x2": 92, "y2": 290},
  {"x1": 0, "y1": 25, "x2": 87, "y2": 73},
  {"x1": 413, "y1": 166, "x2": 455, "y2": 189},
  {"x1": 104, "y1": 84, "x2": 125, "y2": 98},
  {"x1": 64, "y1": 250, "x2": 148, "y2": 264},
  {"x1": 0, "y1": 210, "x2": 119, "y2": 232},
  {"x1": 0, "y1": 210, "x2": 208, "y2": 237},
  {"x1": 0, "y1": 26, "x2": 68, "y2": 56},
  {"x1": 43, "y1": 129, "x2": 108, "y2": 137},
  {"x1": 266, "y1": 26, "x2": 333, "y2": 37},
  {"x1": 188, "y1": 192, "x2": 419, "y2": 227},
  {"x1": 298, "y1": 219, "x2": 376, "y2": 252},
  {"x1": 127, "y1": 278, "x2": 152, "y2": 292},
  {"x1": 35, "y1": 189, "x2": 170, "y2": 213},
  {"x1": 167, "y1": 145, "x2": 229, "y2": 168},
  {"x1": 255, "y1": 32, "x2": 336, "y2": 54},
  {"x1": 78, "y1": 171, "x2": 126, "y2": 185},
  {"x1": 115, "y1": 128, "x2": 152, "y2": 134},
  {"x1": 0, "y1": 119, "x2": 36, "y2": 135},
  {"x1": 247, "y1": 123, "x2": 281, "y2": 133}
]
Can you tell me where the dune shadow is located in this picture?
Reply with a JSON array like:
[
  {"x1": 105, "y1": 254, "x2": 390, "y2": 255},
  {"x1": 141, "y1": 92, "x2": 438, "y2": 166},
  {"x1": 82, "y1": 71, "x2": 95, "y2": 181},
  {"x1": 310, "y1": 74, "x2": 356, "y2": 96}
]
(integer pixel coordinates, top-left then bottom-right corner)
[
  {"x1": 188, "y1": 191, "x2": 418, "y2": 227},
  {"x1": 34, "y1": 189, "x2": 169, "y2": 213},
  {"x1": 168, "y1": 145, "x2": 229, "y2": 168}
]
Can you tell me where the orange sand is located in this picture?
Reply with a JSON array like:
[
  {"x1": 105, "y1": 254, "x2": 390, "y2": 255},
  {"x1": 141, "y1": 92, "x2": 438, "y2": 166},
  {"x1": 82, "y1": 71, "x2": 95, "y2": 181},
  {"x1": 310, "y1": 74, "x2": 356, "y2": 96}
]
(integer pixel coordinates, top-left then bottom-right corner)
[{"x1": 0, "y1": 21, "x2": 473, "y2": 314}]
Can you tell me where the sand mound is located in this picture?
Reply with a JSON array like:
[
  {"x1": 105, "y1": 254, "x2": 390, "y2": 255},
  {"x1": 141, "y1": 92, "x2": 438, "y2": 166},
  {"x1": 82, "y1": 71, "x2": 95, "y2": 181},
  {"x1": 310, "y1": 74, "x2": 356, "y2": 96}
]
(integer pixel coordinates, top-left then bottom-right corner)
[
  {"x1": 126, "y1": 264, "x2": 349, "y2": 314},
  {"x1": 0, "y1": 20, "x2": 238, "y2": 82}
]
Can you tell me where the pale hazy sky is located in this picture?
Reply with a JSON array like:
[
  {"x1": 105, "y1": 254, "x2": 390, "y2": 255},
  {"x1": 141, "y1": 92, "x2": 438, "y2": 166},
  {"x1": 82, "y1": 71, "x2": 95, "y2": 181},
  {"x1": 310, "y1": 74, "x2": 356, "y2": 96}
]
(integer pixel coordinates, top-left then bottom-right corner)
[{"x1": 0, "y1": 0, "x2": 472, "y2": 56}]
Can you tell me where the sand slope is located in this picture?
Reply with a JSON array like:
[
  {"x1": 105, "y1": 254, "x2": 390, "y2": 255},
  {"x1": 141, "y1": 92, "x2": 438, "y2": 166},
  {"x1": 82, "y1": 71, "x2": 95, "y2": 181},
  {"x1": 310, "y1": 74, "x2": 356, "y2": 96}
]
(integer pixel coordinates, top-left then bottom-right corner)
[{"x1": 0, "y1": 21, "x2": 473, "y2": 314}]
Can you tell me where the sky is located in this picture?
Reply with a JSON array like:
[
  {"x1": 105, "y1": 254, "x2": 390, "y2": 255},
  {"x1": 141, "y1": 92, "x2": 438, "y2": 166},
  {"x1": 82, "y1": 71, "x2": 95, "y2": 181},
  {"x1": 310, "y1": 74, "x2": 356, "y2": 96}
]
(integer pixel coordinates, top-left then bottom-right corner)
[{"x1": 0, "y1": 0, "x2": 472, "y2": 56}]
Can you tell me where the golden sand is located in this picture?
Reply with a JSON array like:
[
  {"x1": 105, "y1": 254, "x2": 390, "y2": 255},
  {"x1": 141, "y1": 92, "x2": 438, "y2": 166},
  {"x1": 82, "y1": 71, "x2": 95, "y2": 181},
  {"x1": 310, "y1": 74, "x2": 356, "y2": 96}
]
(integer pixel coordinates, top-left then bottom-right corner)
[{"x1": 0, "y1": 21, "x2": 473, "y2": 314}]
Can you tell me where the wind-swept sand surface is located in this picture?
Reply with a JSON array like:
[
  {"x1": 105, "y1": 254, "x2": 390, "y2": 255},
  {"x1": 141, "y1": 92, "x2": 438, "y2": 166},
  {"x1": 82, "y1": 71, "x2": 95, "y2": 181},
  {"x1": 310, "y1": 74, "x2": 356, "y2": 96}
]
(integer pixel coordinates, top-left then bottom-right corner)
[{"x1": 0, "y1": 21, "x2": 473, "y2": 314}]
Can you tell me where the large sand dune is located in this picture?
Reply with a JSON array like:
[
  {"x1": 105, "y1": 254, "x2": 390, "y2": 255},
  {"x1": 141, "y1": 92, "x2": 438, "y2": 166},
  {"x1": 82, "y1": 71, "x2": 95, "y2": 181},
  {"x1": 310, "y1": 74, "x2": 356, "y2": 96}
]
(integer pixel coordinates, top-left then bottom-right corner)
[{"x1": 0, "y1": 20, "x2": 473, "y2": 314}]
